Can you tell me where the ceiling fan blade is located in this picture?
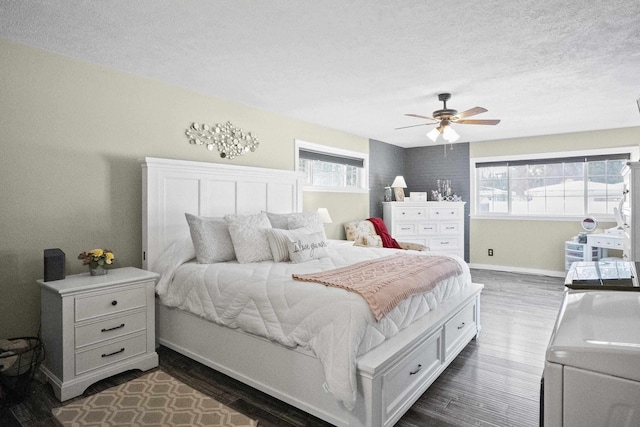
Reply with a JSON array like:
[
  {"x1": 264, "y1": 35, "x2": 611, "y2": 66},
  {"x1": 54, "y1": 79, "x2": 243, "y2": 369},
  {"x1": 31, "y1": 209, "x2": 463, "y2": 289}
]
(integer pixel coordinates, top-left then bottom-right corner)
[
  {"x1": 394, "y1": 123, "x2": 436, "y2": 130},
  {"x1": 455, "y1": 119, "x2": 501, "y2": 125},
  {"x1": 405, "y1": 113, "x2": 438, "y2": 121},
  {"x1": 453, "y1": 107, "x2": 488, "y2": 119}
]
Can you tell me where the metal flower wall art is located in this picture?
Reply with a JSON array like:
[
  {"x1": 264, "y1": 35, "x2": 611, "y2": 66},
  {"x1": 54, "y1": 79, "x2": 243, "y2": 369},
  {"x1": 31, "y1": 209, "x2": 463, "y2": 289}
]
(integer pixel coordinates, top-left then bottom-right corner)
[{"x1": 185, "y1": 121, "x2": 259, "y2": 159}]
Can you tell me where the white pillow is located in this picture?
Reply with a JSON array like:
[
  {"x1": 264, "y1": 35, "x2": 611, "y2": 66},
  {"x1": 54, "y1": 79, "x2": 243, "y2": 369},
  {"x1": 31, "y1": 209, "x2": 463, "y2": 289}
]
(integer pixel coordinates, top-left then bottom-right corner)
[
  {"x1": 264, "y1": 212, "x2": 291, "y2": 229},
  {"x1": 286, "y1": 230, "x2": 329, "y2": 263},
  {"x1": 265, "y1": 228, "x2": 294, "y2": 262},
  {"x1": 287, "y1": 211, "x2": 324, "y2": 233},
  {"x1": 224, "y1": 212, "x2": 273, "y2": 263},
  {"x1": 185, "y1": 213, "x2": 236, "y2": 263}
]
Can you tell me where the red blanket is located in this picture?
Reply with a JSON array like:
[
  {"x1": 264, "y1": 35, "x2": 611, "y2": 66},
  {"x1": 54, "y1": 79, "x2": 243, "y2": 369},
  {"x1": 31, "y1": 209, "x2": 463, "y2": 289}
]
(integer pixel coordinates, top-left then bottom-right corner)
[{"x1": 367, "y1": 217, "x2": 403, "y2": 249}]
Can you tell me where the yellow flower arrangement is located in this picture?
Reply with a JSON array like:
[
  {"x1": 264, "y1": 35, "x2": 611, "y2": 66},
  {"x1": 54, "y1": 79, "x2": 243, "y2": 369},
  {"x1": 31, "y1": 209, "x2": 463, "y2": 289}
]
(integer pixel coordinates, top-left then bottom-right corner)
[{"x1": 78, "y1": 248, "x2": 115, "y2": 268}]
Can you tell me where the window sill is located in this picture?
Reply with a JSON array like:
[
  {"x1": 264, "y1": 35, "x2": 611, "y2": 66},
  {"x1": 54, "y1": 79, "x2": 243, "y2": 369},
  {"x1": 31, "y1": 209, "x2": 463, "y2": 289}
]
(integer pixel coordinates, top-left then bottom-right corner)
[
  {"x1": 470, "y1": 214, "x2": 617, "y2": 222},
  {"x1": 303, "y1": 186, "x2": 369, "y2": 194}
]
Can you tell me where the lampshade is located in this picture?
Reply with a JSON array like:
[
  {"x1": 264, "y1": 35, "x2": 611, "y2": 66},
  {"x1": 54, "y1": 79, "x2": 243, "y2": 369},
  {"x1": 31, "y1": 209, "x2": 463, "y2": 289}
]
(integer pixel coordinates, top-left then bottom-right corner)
[
  {"x1": 442, "y1": 125, "x2": 460, "y2": 143},
  {"x1": 391, "y1": 176, "x2": 407, "y2": 188},
  {"x1": 426, "y1": 127, "x2": 440, "y2": 142},
  {"x1": 317, "y1": 208, "x2": 333, "y2": 224}
]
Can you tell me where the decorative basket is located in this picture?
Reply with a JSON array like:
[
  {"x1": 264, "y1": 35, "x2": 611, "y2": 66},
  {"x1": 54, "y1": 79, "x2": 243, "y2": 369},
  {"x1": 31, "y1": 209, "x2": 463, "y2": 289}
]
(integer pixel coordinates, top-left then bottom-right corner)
[{"x1": 0, "y1": 337, "x2": 44, "y2": 407}]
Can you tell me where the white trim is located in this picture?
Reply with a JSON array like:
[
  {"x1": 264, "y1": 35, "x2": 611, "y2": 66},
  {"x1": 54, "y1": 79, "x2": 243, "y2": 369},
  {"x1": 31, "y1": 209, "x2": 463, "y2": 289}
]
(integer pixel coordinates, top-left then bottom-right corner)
[
  {"x1": 469, "y1": 263, "x2": 565, "y2": 278},
  {"x1": 469, "y1": 145, "x2": 640, "y2": 218},
  {"x1": 295, "y1": 139, "x2": 369, "y2": 193}
]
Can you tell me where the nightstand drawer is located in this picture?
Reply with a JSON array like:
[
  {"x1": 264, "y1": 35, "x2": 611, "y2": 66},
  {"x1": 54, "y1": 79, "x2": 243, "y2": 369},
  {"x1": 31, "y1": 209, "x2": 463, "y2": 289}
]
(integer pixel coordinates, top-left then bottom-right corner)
[
  {"x1": 75, "y1": 311, "x2": 147, "y2": 348},
  {"x1": 75, "y1": 286, "x2": 146, "y2": 321},
  {"x1": 75, "y1": 333, "x2": 147, "y2": 375}
]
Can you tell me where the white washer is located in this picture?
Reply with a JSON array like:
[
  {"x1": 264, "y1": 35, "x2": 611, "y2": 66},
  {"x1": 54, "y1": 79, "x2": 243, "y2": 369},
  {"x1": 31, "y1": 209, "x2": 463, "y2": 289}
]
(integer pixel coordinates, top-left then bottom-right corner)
[{"x1": 544, "y1": 290, "x2": 640, "y2": 426}]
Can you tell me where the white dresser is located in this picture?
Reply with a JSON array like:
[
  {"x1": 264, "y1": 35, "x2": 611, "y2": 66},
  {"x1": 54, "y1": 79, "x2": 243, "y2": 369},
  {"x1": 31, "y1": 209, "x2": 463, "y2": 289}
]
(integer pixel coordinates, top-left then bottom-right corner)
[
  {"x1": 39, "y1": 267, "x2": 159, "y2": 401},
  {"x1": 622, "y1": 162, "x2": 640, "y2": 261},
  {"x1": 382, "y1": 201, "x2": 465, "y2": 258}
]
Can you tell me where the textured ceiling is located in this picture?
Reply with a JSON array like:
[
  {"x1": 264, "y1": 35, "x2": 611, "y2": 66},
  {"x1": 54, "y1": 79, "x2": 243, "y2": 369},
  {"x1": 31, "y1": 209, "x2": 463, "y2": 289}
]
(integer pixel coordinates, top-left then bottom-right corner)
[{"x1": 2, "y1": 0, "x2": 640, "y2": 148}]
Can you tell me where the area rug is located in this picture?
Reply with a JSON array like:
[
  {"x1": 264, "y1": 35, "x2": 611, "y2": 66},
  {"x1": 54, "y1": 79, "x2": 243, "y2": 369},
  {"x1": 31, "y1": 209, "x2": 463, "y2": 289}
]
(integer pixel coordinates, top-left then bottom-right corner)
[{"x1": 52, "y1": 370, "x2": 258, "y2": 426}]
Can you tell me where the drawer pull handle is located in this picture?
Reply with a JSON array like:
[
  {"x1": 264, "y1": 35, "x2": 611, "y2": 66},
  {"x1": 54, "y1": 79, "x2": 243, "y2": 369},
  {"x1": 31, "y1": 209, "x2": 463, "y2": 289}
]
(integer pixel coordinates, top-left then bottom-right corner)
[
  {"x1": 111, "y1": 300, "x2": 118, "y2": 306},
  {"x1": 457, "y1": 322, "x2": 466, "y2": 330},
  {"x1": 441, "y1": 242, "x2": 449, "y2": 245},
  {"x1": 401, "y1": 227, "x2": 411, "y2": 230},
  {"x1": 409, "y1": 364, "x2": 423, "y2": 375},
  {"x1": 101, "y1": 323, "x2": 125, "y2": 333},
  {"x1": 102, "y1": 348, "x2": 125, "y2": 358}
]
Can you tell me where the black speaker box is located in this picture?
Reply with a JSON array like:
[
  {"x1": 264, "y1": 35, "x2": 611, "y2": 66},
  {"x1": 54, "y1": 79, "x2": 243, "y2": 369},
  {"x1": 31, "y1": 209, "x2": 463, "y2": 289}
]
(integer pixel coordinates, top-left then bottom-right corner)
[{"x1": 44, "y1": 248, "x2": 65, "y2": 282}]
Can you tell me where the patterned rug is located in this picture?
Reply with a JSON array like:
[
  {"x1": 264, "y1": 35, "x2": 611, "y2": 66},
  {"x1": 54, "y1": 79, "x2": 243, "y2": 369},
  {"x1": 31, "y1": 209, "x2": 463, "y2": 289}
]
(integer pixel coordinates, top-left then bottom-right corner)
[{"x1": 52, "y1": 370, "x2": 258, "y2": 426}]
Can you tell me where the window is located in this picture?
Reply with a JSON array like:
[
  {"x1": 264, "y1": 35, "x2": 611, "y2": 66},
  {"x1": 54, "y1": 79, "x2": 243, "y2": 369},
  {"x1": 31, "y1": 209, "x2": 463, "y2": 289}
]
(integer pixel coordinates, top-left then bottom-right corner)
[
  {"x1": 472, "y1": 148, "x2": 638, "y2": 218},
  {"x1": 295, "y1": 140, "x2": 368, "y2": 193}
]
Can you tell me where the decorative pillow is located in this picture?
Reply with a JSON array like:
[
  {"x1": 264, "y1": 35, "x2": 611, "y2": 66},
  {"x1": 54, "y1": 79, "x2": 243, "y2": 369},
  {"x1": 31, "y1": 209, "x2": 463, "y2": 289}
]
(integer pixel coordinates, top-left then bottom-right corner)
[
  {"x1": 224, "y1": 212, "x2": 273, "y2": 263},
  {"x1": 354, "y1": 233, "x2": 383, "y2": 248},
  {"x1": 286, "y1": 230, "x2": 329, "y2": 263},
  {"x1": 185, "y1": 213, "x2": 236, "y2": 263},
  {"x1": 264, "y1": 212, "x2": 292, "y2": 229},
  {"x1": 265, "y1": 228, "x2": 294, "y2": 262},
  {"x1": 287, "y1": 211, "x2": 324, "y2": 233},
  {"x1": 344, "y1": 220, "x2": 376, "y2": 241}
]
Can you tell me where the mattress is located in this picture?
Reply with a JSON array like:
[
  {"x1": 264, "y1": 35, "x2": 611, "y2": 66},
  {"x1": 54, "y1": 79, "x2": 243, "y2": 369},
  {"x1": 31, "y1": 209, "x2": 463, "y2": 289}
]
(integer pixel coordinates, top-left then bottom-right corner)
[{"x1": 154, "y1": 239, "x2": 471, "y2": 409}]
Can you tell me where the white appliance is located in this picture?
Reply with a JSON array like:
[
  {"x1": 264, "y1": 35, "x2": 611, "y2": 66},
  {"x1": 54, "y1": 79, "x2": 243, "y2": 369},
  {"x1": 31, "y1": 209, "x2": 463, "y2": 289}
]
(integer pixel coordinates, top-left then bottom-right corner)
[{"x1": 543, "y1": 290, "x2": 640, "y2": 426}]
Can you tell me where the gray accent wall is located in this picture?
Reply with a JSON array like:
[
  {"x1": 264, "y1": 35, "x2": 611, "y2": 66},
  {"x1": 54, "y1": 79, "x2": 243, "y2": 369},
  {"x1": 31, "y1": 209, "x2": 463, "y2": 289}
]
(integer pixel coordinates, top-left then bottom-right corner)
[
  {"x1": 369, "y1": 139, "x2": 406, "y2": 219},
  {"x1": 369, "y1": 140, "x2": 470, "y2": 261}
]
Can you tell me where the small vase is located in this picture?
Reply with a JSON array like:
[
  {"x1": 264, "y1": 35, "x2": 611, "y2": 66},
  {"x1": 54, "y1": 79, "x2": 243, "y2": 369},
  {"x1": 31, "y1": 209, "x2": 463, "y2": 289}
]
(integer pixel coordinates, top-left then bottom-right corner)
[{"x1": 90, "y1": 265, "x2": 108, "y2": 276}]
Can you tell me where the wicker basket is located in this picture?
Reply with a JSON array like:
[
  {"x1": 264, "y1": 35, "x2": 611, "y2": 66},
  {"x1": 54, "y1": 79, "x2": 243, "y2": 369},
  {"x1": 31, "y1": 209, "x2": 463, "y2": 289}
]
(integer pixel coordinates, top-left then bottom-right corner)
[{"x1": 0, "y1": 337, "x2": 44, "y2": 407}]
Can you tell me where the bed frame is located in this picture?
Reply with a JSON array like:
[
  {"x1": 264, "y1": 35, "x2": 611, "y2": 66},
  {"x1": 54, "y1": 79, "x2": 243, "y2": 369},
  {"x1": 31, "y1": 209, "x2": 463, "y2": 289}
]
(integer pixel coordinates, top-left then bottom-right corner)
[{"x1": 142, "y1": 157, "x2": 483, "y2": 427}]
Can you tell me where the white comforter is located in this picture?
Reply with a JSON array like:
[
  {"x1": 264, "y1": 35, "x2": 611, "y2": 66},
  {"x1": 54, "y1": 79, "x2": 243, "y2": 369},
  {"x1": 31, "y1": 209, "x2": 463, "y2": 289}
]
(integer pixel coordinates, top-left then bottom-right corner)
[{"x1": 155, "y1": 240, "x2": 471, "y2": 409}]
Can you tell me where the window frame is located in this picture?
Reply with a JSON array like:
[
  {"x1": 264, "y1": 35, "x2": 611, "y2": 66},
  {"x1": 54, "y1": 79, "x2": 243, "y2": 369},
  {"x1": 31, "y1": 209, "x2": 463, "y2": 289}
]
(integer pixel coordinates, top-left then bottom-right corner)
[
  {"x1": 295, "y1": 139, "x2": 369, "y2": 193},
  {"x1": 470, "y1": 146, "x2": 639, "y2": 220}
]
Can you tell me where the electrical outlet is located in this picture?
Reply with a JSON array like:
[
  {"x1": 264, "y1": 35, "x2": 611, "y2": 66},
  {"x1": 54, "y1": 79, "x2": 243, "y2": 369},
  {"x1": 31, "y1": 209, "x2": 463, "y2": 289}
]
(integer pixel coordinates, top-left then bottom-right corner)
[{"x1": 488, "y1": 249, "x2": 494, "y2": 256}]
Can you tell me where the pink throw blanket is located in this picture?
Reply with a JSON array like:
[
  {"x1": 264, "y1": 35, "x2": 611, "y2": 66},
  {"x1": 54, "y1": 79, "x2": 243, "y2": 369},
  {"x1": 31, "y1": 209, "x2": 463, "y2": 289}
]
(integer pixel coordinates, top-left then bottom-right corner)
[{"x1": 292, "y1": 253, "x2": 462, "y2": 320}]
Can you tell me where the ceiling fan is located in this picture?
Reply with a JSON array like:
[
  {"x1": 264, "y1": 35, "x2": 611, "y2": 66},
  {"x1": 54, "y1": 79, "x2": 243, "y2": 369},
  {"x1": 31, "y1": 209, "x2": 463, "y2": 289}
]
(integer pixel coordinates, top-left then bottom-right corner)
[{"x1": 397, "y1": 93, "x2": 500, "y2": 143}]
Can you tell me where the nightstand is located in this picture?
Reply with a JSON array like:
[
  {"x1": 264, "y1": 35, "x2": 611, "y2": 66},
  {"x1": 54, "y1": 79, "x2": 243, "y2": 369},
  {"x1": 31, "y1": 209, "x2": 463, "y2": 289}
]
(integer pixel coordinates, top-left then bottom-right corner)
[{"x1": 38, "y1": 267, "x2": 159, "y2": 401}]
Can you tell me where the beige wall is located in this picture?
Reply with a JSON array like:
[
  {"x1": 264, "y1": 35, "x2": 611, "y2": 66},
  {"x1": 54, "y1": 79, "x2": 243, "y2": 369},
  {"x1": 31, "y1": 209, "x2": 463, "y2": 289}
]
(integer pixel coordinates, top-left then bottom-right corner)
[
  {"x1": 0, "y1": 39, "x2": 369, "y2": 337},
  {"x1": 469, "y1": 127, "x2": 640, "y2": 273}
]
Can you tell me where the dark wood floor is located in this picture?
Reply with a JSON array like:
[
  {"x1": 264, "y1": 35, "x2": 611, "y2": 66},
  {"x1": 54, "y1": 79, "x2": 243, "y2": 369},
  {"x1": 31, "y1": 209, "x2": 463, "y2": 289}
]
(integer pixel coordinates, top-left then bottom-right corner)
[{"x1": 1, "y1": 269, "x2": 565, "y2": 426}]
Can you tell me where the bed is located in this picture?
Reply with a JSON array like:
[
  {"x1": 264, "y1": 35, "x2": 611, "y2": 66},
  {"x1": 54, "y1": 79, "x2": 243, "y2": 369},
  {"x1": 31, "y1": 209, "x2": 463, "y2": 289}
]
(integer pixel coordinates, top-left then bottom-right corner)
[{"x1": 142, "y1": 156, "x2": 483, "y2": 427}]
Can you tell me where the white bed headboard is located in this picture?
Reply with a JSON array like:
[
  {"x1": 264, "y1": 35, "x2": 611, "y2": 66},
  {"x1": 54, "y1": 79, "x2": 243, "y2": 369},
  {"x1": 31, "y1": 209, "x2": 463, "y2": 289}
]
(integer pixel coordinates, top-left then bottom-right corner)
[{"x1": 142, "y1": 157, "x2": 304, "y2": 272}]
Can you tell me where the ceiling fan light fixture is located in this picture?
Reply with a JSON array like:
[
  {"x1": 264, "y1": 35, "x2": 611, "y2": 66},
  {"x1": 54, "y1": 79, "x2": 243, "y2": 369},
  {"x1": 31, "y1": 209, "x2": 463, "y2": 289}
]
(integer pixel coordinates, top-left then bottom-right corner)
[
  {"x1": 443, "y1": 124, "x2": 460, "y2": 143},
  {"x1": 426, "y1": 127, "x2": 440, "y2": 142}
]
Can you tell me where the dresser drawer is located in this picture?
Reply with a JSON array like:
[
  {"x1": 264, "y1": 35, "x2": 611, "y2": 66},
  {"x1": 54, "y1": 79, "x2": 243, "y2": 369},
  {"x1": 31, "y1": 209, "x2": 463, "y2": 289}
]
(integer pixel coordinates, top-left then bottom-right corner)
[
  {"x1": 439, "y1": 222, "x2": 459, "y2": 234},
  {"x1": 383, "y1": 330, "x2": 442, "y2": 421},
  {"x1": 429, "y1": 207, "x2": 461, "y2": 219},
  {"x1": 587, "y1": 235, "x2": 623, "y2": 249},
  {"x1": 395, "y1": 223, "x2": 417, "y2": 236},
  {"x1": 430, "y1": 238, "x2": 459, "y2": 251},
  {"x1": 417, "y1": 222, "x2": 438, "y2": 235},
  {"x1": 75, "y1": 333, "x2": 147, "y2": 375},
  {"x1": 395, "y1": 208, "x2": 427, "y2": 220},
  {"x1": 75, "y1": 286, "x2": 146, "y2": 322},
  {"x1": 75, "y1": 310, "x2": 147, "y2": 348},
  {"x1": 444, "y1": 301, "x2": 476, "y2": 357}
]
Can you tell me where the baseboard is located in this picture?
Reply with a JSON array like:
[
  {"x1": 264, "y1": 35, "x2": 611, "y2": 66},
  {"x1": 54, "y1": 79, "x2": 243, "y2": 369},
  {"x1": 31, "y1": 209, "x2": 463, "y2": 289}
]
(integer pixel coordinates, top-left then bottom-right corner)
[{"x1": 469, "y1": 263, "x2": 565, "y2": 278}]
